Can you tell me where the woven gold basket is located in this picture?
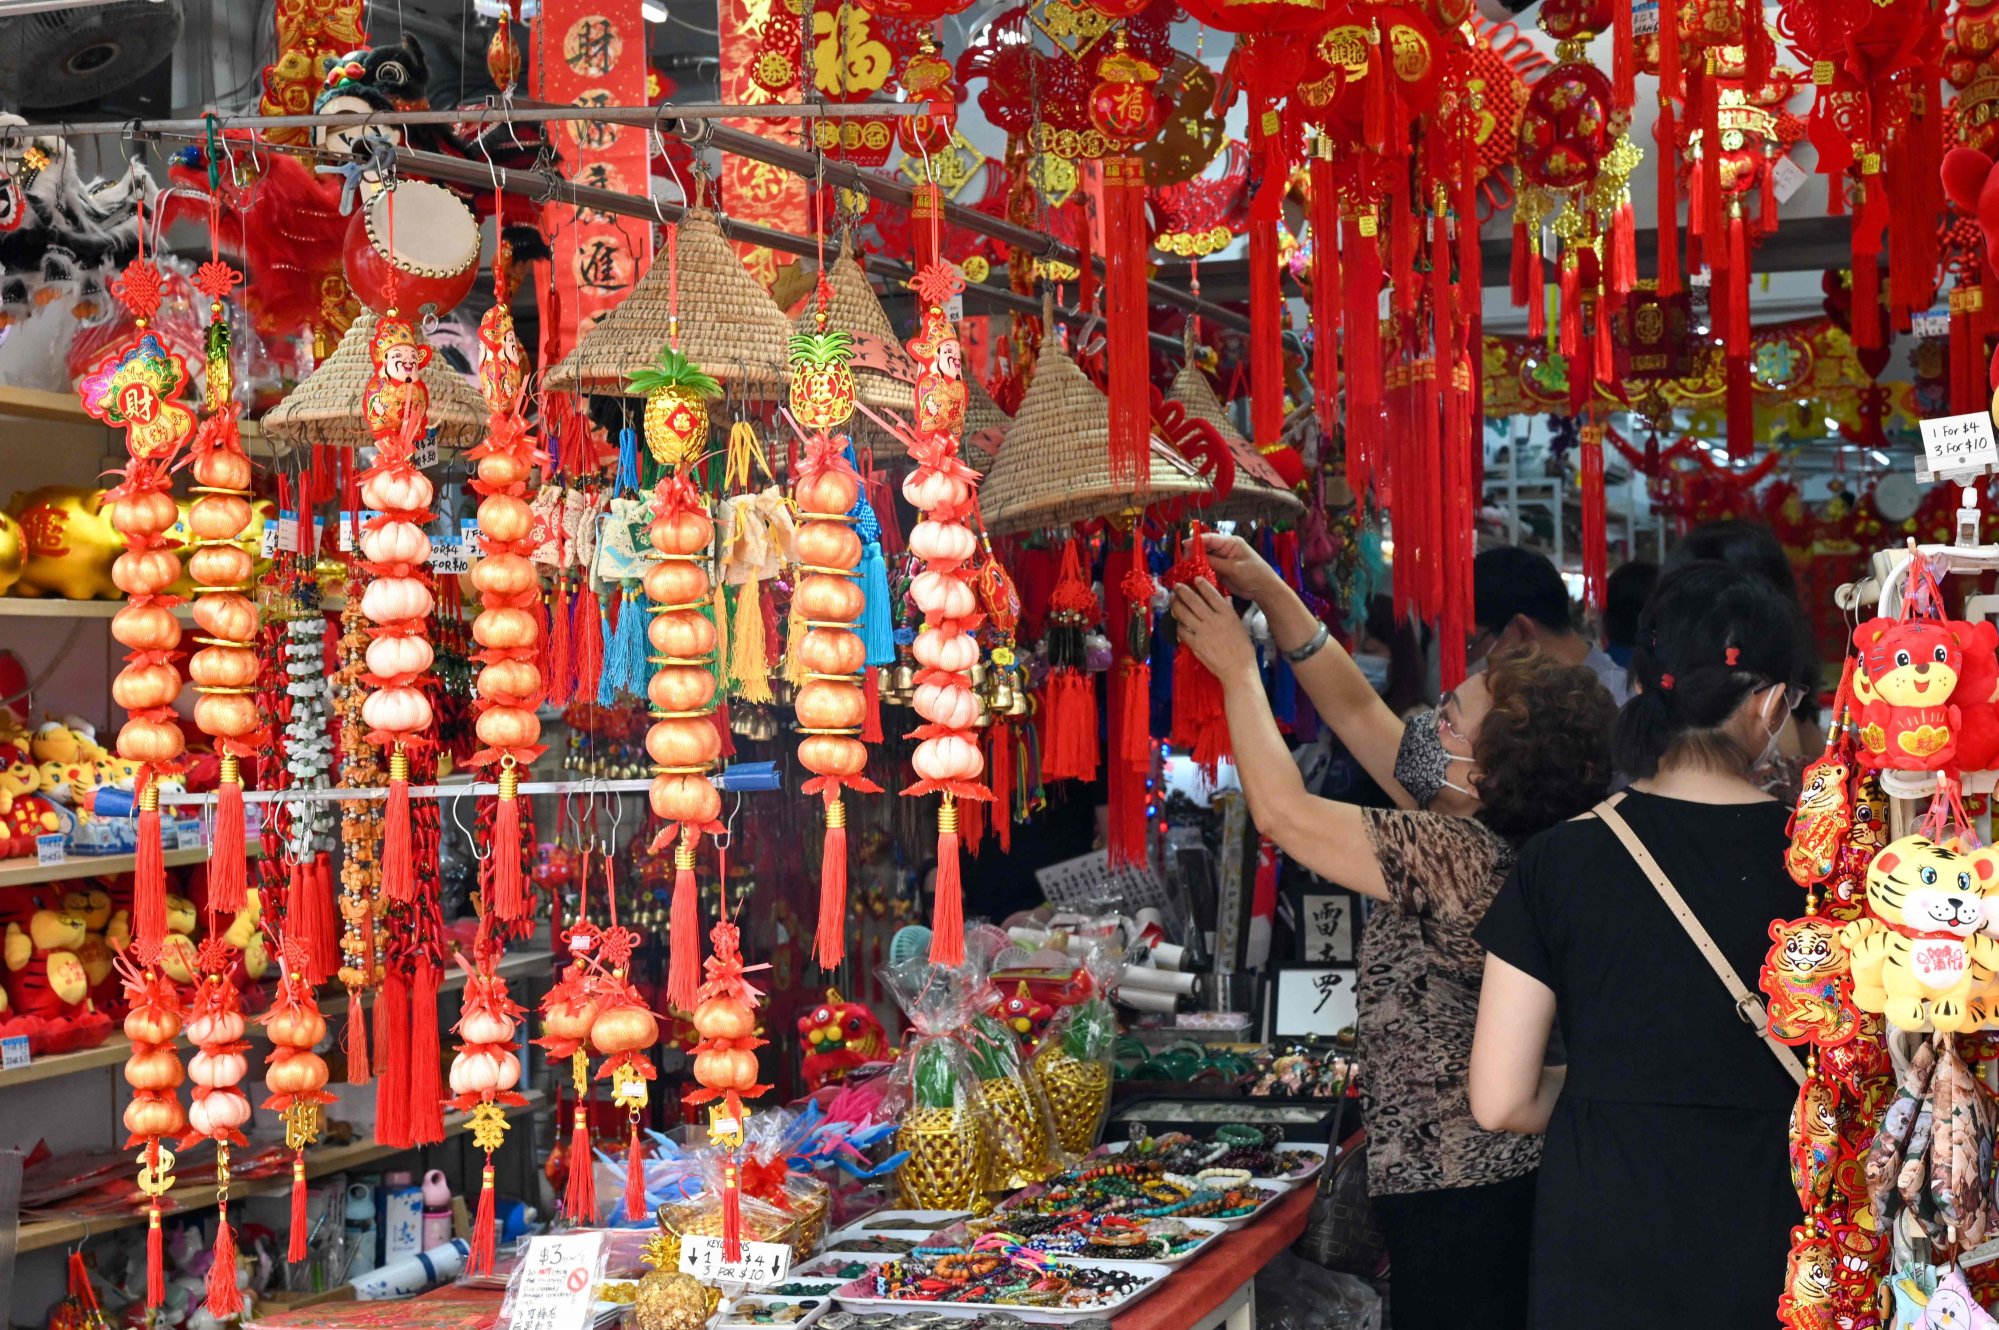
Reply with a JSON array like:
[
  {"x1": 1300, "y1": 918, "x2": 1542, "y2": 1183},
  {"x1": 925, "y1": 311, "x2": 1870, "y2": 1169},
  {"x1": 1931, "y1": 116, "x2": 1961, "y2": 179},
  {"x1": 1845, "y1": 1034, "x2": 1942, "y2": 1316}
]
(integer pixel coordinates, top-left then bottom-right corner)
[
  {"x1": 1168, "y1": 363, "x2": 1303, "y2": 526},
  {"x1": 653, "y1": 1189, "x2": 801, "y2": 1269},
  {"x1": 1036, "y1": 1046, "x2": 1113, "y2": 1154},
  {"x1": 981, "y1": 1071, "x2": 1055, "y2": 1190},
  {"x1": 543, "y1": 206, "x2": 791, "y2": 397},
  {"x1": 895, "y1": 1104, "x2": 991, "y2": 1211},
  {"x1": 259, "y1": 310, "x2": 488, "y2": 451},
  {"x1": 980, "y1": 346, "x2": 1210, "y2": 535}
]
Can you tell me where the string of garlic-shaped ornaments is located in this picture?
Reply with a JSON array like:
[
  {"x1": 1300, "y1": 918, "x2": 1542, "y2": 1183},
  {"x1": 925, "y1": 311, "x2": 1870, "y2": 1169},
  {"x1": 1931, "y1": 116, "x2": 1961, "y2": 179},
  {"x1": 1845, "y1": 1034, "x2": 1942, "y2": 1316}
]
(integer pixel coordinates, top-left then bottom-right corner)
[
  {"x1": 642, "y1": 473, "x2": 724, "y2": 1014},
  {"x1": 468, "y1": 303, "x2": 547, "y2": 921},
  {"x1": 185, "y1": 256, "x2": 263, "y2": 915},
  {"x1": 261, "y1": 942, "x2": 333, "y2": 1262},
  {"x1": 356, "y1": 309, "x2": 437, "y2": 907},
  {"x1": 786, "y1": 289, "x2": 879, "y2": 971},
  {"x1": 449, "y1": 951, "x2": 528, "y2": 1274},
  {"x1": 117, "y1": 951, "x2": 186, "y2": 1312},
  {"x1": 84, "y1": 233, "x2": 199, "y2": 959},
  {"x1": 897, "y1": 263, "x2": 988, "y2": 968},
  {"x1": 185, "y1": 940, "x2": 253, "y2": 1317}
]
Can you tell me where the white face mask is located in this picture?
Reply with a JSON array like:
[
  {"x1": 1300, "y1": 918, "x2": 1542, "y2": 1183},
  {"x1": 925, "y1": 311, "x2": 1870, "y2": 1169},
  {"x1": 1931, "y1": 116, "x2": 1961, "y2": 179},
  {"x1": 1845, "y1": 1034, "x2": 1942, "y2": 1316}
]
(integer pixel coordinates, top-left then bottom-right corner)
[
  {"x1": 1354, "y1": 653, "x2": 1392, "y2": 695},
  {"x1": 1750, "y1": 687, "x2": 1786, "y2": 771}
]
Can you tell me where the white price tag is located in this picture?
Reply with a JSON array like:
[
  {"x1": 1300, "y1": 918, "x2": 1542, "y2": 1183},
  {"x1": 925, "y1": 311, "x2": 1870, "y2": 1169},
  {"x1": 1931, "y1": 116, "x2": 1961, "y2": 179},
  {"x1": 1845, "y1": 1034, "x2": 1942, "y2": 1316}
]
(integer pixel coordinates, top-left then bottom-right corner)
[
  {"x1": 35, "y1": 833, "x2": 64, "y2": 866},
  {"x1": 1921, "y1": 411, "x2": 1999, "y2": 479},
  {"x1": 1913, "y1": 308, "x2": 1951, "y2": 338},
  {"x1": 1632, "y1": 1, "x2": 1659, "y2": 33},
  {"x1": 412, "y1": 430, "x2": 439, "y2": 470},
  {"x1": 678, "y1": 1237, "x2": 792, "y2": 1287},
  {"x1": 0, "y1": 1036, "x2": 28, "y2": 1070},
  {"x1": 259, "y1": 520, "x2": 279, "y2": 558},
  {"x1": 496, "y1": 1232, "x2": 608, "y2": 1330},
  {"x1": 430, "y1": 536, "x2": 471, "y2": 575},
  {"x1": 175, "y1": 819, "x2": 204, "y2": 851},
  {"x1": 277, "y1": 510, "x2": 301, "y2": 554},
  {"x1": 1770, "y1": 153, "x2": 1809, "y2": 205}
]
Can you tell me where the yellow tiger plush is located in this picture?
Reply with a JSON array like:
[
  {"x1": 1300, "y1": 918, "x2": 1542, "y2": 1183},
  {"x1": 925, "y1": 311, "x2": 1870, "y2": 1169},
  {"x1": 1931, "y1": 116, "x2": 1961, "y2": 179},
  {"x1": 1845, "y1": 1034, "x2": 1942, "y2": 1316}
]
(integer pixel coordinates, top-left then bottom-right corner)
[{"x1": 1841, "y1": 834, "x2": 1999, "y2": 1032}]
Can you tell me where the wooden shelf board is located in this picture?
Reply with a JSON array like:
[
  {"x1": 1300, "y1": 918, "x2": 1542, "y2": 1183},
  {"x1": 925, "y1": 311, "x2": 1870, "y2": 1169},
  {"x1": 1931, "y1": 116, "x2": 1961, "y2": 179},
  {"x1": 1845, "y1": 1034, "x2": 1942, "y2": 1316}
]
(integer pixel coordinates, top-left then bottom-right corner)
[
  {"x1": 0, "y1": 841, "x2": 264, "y2": 890},
  {"x1": 16, "y1": 1090, "x2": 547, "y2": 1252},
  {"x1": 0, "y1": 384, "x2": 264, "y2": 443},
  {"x1": 0, "y1": 948, "x2": 552, "y2": 1091}
]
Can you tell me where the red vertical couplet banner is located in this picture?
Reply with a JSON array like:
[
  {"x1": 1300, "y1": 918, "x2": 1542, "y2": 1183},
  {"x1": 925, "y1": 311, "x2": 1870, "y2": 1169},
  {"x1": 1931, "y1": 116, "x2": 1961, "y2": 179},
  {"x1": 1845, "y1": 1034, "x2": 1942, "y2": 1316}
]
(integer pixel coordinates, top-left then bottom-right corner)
[
  {"x1": 718, "y1": 0, "x2": 809, "y2": 285},
  {"x1": 532, "y1": 0, "x2": 654, "y2": 360}
]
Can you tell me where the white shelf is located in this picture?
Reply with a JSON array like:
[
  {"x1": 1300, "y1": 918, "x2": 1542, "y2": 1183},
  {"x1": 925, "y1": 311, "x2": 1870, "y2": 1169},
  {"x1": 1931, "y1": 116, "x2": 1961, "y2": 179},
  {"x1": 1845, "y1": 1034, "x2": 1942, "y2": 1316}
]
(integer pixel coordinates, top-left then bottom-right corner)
[{"x1": 0, "y1": 841, "x2": 263, "y2": 889}]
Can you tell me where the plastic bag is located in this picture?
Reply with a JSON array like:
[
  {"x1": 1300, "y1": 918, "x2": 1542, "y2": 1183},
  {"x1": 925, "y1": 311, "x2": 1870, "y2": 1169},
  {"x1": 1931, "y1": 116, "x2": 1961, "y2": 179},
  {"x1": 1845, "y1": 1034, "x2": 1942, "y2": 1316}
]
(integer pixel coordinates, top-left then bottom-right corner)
[
  {"x1": 878, "y1": 959, "x2": 992, "y2": 1210},
  {"x1": 1032, "y1": 939, "x2": 1122, "y2": 1153},
  {"x1": 1253, "y1": 1251, "x2": 1383, "y2": 1330},
  {"x1": 959, "y1": 939, "x2": 1064, "y2": 1188},
  {"x1": 654, "y1": 1147, "x2": 802, "y2": 1275},
  {"x1": 739, "y1": 1108, "x2": 833, "y2": 1259}
]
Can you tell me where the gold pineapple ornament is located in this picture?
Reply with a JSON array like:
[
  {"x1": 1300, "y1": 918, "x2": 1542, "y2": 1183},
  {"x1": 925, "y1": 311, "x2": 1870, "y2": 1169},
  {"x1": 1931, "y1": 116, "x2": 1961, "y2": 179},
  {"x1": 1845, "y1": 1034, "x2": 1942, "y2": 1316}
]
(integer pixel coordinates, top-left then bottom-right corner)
[
  {"x1": 787, "y1": 320, "x2": 858, "y2": 431},
  {"x1": 1035, "y1": 993, "x2": 1117, "y2": 1154},
  {"x1": 895, "y1": 1041, "x2": 991, "y2": 1210},
  {"x1": 626, "y1": 346, "x2": 721, "y2": 469}
]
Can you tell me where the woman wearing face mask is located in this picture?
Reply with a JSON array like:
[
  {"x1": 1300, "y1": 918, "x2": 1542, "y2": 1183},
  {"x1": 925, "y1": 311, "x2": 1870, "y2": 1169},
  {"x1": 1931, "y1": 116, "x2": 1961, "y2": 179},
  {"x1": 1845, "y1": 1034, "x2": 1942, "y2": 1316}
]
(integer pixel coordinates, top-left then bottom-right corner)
[
  {"x1": 1468, "y1": 562, "x2": 1807, "y2": 1328},
  {"x1": 1172, "y1": 579, "x2": 1615, "y2": 1330},
  {"x1": 1199, "y1": 534, "x2": 1444, "y2": 808}
]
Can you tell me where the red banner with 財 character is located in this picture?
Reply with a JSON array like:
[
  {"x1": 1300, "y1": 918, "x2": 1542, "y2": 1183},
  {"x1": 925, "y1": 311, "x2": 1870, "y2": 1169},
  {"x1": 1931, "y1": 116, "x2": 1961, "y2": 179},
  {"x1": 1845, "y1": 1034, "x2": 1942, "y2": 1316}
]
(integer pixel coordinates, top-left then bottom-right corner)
[{"x1": 532, "y1": 0, "x2": 653, "y2": 356}]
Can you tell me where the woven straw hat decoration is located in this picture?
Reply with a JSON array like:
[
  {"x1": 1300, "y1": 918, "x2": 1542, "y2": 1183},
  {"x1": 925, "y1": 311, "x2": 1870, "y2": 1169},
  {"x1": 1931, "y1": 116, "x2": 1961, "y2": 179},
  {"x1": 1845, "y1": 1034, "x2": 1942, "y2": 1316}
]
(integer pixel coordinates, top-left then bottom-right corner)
[
  {"x1": 1167, "y1": 362, "x2": 1302, "y2": 525},
  {"x1": 261, "y1": 309, "x2": 488, "y2": 451}
]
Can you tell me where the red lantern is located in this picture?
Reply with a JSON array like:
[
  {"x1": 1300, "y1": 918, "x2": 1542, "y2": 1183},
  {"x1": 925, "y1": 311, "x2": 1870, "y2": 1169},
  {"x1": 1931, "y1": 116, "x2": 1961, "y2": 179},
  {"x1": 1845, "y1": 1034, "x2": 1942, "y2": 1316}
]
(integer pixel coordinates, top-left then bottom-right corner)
[
  {"x1": 1178, "y1": 0, "x2": 1333, "y2": 35},
  {"x1": 1517, "y1": 64, "x2": 1615, "y2": 190},
  {"x1": 1088, "y1": 37, "x2": 1164, "y2": 145}
]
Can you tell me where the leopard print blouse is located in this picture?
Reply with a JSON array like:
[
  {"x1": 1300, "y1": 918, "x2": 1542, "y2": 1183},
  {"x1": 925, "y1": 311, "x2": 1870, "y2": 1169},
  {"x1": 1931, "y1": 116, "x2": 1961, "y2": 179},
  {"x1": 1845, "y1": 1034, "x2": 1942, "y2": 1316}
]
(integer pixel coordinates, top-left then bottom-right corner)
[{"x1": 1354, "y1": 808, "x2": 1545, "y2": 1196}]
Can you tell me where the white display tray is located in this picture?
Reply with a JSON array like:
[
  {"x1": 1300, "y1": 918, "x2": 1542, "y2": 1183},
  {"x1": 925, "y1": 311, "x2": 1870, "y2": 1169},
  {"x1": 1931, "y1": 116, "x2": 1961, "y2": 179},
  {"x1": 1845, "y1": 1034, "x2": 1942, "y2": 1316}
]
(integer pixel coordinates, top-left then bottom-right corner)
[
  {"x1": 1092, "y1": 1139, "x2": 1329, "y2": 1189},
  {"x1": 956, "y1": 1215, "x2": 1228, "y2": 1268},
  {"x1": 833, "y1": 1257, "x2": 1174, "y2": 1324},
  {"x1": 715, "y1": 1293, "x2": 836, "y2": 1330},
  {"x1": 844, "y1": 1209, "x2": 974, "y2": 1232},
  {"x1": 998, "y1": 1178, "x2": 1288, "y2": 1231}
]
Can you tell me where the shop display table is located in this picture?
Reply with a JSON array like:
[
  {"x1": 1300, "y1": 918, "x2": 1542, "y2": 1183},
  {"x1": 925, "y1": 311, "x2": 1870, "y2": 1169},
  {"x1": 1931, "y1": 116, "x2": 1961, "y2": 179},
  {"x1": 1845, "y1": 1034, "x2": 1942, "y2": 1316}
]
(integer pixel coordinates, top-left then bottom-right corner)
[{"x1": 1110, "y1": 1183, "x2": 1313, "y2": 1330}]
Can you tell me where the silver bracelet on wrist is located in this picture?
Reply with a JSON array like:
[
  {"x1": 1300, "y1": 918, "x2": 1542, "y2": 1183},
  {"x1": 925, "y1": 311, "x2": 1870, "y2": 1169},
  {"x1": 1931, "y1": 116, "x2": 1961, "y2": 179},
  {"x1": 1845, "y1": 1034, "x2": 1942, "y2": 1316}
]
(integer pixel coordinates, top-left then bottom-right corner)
[{"x1": 1284, "y1": 622, "x2": 1332, "y2": 664}]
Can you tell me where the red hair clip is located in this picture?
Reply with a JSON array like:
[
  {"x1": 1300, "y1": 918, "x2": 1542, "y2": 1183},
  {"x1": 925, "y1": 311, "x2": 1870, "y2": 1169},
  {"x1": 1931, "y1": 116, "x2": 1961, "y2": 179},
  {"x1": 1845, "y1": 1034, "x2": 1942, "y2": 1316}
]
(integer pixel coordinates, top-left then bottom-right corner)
[
  {"x1": 1724, "y1": 647, "x2": 1741, "y2": 667},
  {"x1": 1659, "y1": 673, "x2": 1676, "y2": 690}
]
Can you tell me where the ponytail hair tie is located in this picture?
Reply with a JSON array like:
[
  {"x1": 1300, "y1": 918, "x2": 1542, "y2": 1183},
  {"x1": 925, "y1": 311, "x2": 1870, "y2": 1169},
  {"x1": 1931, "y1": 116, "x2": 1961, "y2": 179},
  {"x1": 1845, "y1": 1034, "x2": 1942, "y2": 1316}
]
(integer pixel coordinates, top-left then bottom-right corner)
[
  {"x1": 1724, "y1": 647, "x2": 1741, "y2": 667},
  {"x1": 1659, "y1": 673, "x2": 1675, "y2": 690}
]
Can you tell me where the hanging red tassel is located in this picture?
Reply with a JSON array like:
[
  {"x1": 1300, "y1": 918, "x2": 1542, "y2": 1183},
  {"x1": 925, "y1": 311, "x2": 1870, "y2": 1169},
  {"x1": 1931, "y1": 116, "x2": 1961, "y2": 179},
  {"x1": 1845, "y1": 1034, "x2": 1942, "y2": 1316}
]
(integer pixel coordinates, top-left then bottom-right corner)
[
  {"x1": 547, "y1": 580, "x2": 574, "y2": 707},
  {"x1": 407, "y1": 956, "x2": 445, "y2": 1144},
  {"x1": 990, "y1": 723, "x2": 1014, "y2": 856},
  {"x1": 572, "y1": 587, "x2": 604, "y2": 702},
  {"x1": 1558, "y1": 252, "x2": 1582, "y2": 359},
  {"x1": 345, "y1": 991, "x2": 371, "y2": 1086},
  {"x1": 1697, "y1": 75, "x2": 1724, "y2": 263},
  {"x1": 1510, "y1": 217, "x2": 1531, "y2": 307},
  {"x1": 930, "y1": 796, "x2": 966, "y2": 966},
  {"x1": 1581, "y1": 426, "x2": 1608, "y2": 610},
  {"x1": 209, "y1": 771, "x2": 246, "y2": 914},
  {"x1": 722, "y1": 1159, "x2": 744, "y2": 1262},
  {"x1": 565, "y1": 1096, "x2": 597, "y2": 1221},
  {"x1": 1105, "y1": 156, "x2": 1151, "y2": 488},
  {"x1": 1310, "y1": 152, "x2": 1342, "y2": 425},
  {"x1": 303, "y1": 853, "x2": 339, "y2": 986},
  {"x1": 1611, "y1": 201, "x2": 1637, "y2": 305},
  {"x1": 491, "y1": 772, "x2": 524, "y2": 920},
  {"x1": 288, "y1": 1155, "x2": 309, "y2": 1261},
  {"x1": 135, "y1": 789, "x2": 165, "y2": 956},
  {"x1": 1526, "y1": 230, "x2": 1547, "y2": 342},
  {"x1": 148, "y1": 1203, "x2": 165, "y2": 1308},
  {"x1": 1657, "y1": 99, "x2": 1682, "y2": 296},
  {"x1": 1612, "y1": 0, "x2": 1634, "y2": 114},
  {"x1": 668, "y1": 833, "x2": 701, "y2": 1013},
  {"x1": 625, "y1": 1125, "x2": 647, "y2": 1221},
  {"x1": 469, "y1": 1161, "x2": 498, "y2": 1276},
  {"x1": 815, "y1": 794, "x2": 848, "y2": 968},
  {"x1": 1248, "y1": 167, "x2": 1285, "y2": 455},
  {"x1": 861, "y1": 666, "x2": 884, "y2": 743},
  {"x1": 207, "y1": 1206, "x2": 242, "y2": 1315},
  {"x1": 374, "y1": 966, "x2": 411, "y2": 1147},
  {"x1": 382, "y1": 750, "x2": 414, "y2": 904}
]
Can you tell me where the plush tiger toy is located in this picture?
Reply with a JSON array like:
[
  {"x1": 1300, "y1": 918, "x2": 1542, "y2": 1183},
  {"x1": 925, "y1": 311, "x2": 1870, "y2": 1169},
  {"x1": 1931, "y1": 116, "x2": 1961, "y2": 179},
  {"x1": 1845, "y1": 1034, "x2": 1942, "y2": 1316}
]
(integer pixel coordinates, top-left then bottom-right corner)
[{"x1": 1841, "y1": 834, "x2": 1999, "y2": 1032}]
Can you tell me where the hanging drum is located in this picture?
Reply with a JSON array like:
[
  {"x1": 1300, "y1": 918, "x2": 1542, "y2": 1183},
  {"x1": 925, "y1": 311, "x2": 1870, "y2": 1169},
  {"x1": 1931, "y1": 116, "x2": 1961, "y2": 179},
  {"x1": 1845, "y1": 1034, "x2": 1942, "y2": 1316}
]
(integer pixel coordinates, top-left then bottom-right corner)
[{"x1": 342, "y1": 180, "x2": 483, "y2": 317}]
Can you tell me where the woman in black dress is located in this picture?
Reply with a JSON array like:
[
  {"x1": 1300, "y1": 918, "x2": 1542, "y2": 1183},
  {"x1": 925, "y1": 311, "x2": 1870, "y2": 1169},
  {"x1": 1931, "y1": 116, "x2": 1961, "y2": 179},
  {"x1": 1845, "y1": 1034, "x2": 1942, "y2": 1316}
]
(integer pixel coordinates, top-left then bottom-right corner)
[{"x1": 1469, "y1": 561, "x2": 1807, "y2": 1327}]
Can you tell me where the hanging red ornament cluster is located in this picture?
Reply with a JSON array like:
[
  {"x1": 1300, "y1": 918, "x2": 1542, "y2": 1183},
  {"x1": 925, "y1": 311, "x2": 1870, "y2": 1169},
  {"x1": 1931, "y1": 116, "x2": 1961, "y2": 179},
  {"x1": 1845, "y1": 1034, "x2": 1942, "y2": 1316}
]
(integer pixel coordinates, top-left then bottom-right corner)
[
  {"x1": 84, "y1": 223, "x2": 198, "y2": 959},
  {"x1": 469, "y1": 301, "x2": 548, "y2": 922},
  {"x1": 261, "y1": 942, "x2": 334, "y2": 1264},
  {"x1": 185, "y1": 941, "x2": 252, "y2": 1317},
  {"x1": 117, "y1": 954, "x2": 185, "y2": 1312},
  {"x1": 448, "y1": 952, "x2": 528, "y2": 1275},
  {"x1": 788, "y1": 283, "x2": 879, "y2": 972},
  {"x1": 186, "y1": 247, "x2": 263, "y2": 916},
  {"x1": 356, "y1": 299, "x2": 438, "y2": 907},
  {"x1": 1040, "y1": 538, "x2": 1102, "y2": 785},
  {"x1": 684, "y1": 916, "x2": 772, "y2": 1262},
  {"x1": 899, "y1": 262, "x2": 989, "y2": 968}
]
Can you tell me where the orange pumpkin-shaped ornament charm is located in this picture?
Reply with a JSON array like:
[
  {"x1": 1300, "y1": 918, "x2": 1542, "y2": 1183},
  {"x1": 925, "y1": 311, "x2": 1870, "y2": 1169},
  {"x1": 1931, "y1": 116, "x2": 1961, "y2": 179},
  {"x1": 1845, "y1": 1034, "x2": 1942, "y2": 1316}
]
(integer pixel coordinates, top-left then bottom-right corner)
[
  {"x1": 261, "y1": 941, "x2": 335, "y2": 1263},
  {"x1": 537, "y1": 916, "x2": 606, "y2": 1224},
  {"x1": 683, "y1": 918, "x2": 773, "y2": 1261},
  {"x1": 586, "y1": 926, "x2": 661, "y2": 1221}
]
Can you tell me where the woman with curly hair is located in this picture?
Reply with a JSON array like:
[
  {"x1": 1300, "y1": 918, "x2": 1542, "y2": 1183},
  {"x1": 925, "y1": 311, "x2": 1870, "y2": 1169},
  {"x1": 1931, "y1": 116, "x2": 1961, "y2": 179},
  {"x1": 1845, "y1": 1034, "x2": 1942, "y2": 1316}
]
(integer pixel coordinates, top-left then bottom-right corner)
[
  {"x1": 1172, "y1": 566, "x2": 1616, "y2": 1330},
  {"x1": 1469, "y1": 561, "x2": 1807, "y2": 1328}
]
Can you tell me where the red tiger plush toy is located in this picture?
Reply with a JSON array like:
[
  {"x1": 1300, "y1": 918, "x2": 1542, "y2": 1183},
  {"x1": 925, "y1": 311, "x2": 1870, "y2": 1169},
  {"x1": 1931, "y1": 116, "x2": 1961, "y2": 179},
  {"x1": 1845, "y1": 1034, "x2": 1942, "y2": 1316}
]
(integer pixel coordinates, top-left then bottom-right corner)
[
  {"x1": 1950, "y1": 619, "x2": 1999, "y2": 771},
  {"x1": 1853, "y1": 618, "x2": 1965, "y2": 770}
]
